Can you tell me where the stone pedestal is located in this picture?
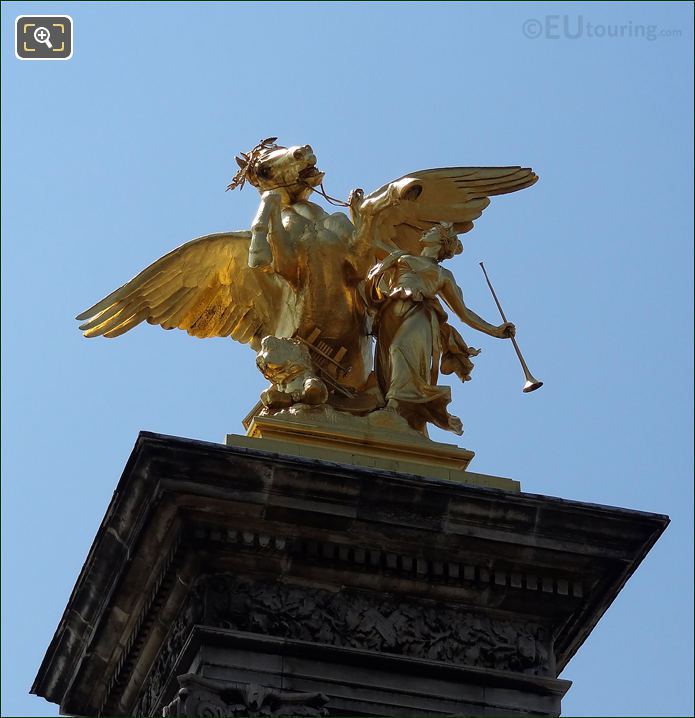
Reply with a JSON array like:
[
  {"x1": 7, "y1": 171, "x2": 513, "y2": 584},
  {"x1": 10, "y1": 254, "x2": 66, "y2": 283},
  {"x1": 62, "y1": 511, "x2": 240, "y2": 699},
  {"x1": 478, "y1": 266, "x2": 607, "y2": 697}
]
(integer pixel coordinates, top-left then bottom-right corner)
[{"x1": 32, "y1": 432, "x2": 668, "y2": 716}]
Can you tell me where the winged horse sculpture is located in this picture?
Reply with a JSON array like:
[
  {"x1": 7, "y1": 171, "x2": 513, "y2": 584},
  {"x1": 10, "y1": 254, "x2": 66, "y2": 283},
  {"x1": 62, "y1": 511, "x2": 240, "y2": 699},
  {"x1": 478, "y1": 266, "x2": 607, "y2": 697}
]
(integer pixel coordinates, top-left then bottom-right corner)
[{"x1": 77, "y1": 138, "x2": 537, "y2": 432}]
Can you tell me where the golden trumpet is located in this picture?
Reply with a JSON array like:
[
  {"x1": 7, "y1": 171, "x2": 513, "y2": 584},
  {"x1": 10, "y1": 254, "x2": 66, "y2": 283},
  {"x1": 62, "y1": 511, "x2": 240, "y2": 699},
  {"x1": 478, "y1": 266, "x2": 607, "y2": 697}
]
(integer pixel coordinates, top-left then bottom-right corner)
[{"x1": 479, "y1": 262, "x2": 543, "y2": 393}]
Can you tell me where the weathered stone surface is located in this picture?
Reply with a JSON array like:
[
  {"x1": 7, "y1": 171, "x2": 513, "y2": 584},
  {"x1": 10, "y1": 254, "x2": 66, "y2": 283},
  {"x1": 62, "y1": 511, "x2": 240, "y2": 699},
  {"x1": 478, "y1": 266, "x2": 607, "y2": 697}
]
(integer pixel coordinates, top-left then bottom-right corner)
[
  {"x1": 199, "y1": 575, "x2": 552, "y2": 675},
  {"x1": 31, "y1": 432, "x2": 668, "y2": 716},
  {"x1": 162, "y1": 673, "x2": 329, "y2": 717}
]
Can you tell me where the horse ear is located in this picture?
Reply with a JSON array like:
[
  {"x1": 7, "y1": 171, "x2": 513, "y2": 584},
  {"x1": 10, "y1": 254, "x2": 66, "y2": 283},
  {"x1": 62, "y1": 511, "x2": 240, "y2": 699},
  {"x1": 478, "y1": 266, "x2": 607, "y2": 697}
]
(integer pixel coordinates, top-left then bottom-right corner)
[{"x1": 235, "y1": 156, "x2": 247, "y2": 169}]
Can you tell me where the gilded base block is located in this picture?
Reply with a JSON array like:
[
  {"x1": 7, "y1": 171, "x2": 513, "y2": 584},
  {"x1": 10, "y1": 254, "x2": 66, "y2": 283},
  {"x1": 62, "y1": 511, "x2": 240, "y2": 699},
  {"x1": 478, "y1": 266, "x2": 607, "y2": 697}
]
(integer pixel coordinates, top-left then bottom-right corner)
[{"x1": 227, "y1": 404, "x2": 519, "y2": 491}]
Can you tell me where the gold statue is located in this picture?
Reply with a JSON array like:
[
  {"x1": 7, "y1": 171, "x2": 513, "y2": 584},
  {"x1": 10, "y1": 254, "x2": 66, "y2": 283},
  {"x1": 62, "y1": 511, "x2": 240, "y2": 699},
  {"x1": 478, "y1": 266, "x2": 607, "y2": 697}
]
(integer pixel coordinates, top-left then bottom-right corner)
[
  {"x1": 362, "y1": 223, "x2": 515, "y2": 436},
  {"x1": 76, "y1": 138, "x2": 537, "y2": 436}
]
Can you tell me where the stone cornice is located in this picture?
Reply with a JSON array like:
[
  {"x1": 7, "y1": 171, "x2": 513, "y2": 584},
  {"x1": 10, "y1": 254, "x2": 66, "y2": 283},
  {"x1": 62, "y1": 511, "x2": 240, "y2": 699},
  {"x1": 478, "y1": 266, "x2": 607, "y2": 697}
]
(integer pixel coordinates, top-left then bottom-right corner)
[{"x1": 31, "y1": 431, "x2": 669, "y2": 716}]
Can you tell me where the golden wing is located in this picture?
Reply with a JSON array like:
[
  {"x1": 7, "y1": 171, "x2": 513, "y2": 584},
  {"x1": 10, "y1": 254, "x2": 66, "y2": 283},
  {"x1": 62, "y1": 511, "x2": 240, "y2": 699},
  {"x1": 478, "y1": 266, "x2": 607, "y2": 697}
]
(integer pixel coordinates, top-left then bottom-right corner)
[
  {"x1": 76, "y1": 231, "x2": 291, "y2": 350},
  {"x1": 362, "y1": 167, "x2": 538, "y2": 254}
]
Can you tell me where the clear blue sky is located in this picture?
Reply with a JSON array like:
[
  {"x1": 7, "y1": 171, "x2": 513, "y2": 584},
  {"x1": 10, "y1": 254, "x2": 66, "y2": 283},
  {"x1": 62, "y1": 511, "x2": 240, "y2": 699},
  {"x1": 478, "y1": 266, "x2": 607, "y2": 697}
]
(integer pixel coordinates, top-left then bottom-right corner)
[{"x1": 2, "y1": 2, "x2": 693, "y2": 716}]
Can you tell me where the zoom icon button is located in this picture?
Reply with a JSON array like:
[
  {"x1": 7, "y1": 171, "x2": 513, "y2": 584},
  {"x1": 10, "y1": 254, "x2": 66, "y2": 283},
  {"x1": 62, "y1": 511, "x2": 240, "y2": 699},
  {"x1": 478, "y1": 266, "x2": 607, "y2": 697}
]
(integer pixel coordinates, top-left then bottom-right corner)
[{"x1": 16, "y1": 16, "x2": 72, "y2": 60}]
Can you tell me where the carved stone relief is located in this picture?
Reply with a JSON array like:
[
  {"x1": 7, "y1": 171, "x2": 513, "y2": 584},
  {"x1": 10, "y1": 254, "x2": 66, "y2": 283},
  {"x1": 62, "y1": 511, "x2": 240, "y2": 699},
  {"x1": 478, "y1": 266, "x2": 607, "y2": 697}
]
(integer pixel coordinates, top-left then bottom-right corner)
[
  {"x1": 133, "y1": 573, "x2": 551, "y2": 716},
  {"x1": 163, "y1": 674, "x2": 329, "y2": 717},
  {"x1": 134, "y1": 585, "x2": 203, "y2": 717},
  {"x1": 203, "y1": 575, "x2": 551, "y2": 676}
]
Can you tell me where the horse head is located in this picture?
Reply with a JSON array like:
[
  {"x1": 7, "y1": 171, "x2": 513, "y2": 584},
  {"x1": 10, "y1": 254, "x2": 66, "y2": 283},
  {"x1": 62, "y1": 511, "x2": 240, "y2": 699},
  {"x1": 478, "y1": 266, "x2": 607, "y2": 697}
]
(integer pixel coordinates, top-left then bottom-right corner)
[{"x1": 229, "y1": 139, "x2": 325, "y2": 202}]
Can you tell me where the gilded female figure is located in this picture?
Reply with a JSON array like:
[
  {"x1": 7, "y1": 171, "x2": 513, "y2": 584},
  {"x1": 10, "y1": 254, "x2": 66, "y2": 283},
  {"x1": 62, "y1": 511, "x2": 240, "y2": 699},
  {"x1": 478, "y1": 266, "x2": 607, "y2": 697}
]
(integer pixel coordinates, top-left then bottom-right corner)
[{"x1": 364, "y1": 223, "x2": 515, "y2": 435}]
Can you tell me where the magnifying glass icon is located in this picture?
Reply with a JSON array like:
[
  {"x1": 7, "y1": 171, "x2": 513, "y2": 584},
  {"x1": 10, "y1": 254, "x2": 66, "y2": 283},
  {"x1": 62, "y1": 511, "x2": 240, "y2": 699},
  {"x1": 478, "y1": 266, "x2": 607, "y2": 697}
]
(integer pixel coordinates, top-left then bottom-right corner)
[{"x1": 34, "y1": 26, "x2": 53, "y2": 49}]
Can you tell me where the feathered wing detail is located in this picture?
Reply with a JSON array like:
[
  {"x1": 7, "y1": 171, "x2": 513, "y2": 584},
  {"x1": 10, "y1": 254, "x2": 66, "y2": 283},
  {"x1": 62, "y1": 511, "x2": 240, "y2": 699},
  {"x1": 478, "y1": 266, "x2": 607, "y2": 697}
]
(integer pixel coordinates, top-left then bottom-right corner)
[
  {"x1": 360, "y1": 167, "x2": 538, "y2": 254},
  {"x1": 76, "y1": 231, "x2": 291, "y2": 349}
]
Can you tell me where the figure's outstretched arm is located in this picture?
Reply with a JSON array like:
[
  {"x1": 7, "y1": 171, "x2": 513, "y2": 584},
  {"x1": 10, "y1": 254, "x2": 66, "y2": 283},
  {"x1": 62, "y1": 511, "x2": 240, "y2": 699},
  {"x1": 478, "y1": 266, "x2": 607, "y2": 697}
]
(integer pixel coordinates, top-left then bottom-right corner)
[
  {"x1": 439, "y1": 272, "x2": 515, "y2": 339},
  {"x1": 348, "y1": 189, "x2": 372, "y2": 259},
  {"x1": 348, "y1": 185, "x2": 402, "y2": 262}
]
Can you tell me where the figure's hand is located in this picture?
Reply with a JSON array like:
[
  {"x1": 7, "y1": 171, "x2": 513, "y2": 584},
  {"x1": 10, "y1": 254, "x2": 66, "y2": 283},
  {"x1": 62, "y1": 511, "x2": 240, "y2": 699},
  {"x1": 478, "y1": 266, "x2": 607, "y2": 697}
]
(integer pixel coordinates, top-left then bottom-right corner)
[
  {"x1": 349, "y1": 187, "x2": 364, "y2": 210},
  {"x1": 497, "y1": 322, "x2": 516, "y2": 338}
]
